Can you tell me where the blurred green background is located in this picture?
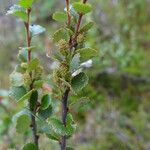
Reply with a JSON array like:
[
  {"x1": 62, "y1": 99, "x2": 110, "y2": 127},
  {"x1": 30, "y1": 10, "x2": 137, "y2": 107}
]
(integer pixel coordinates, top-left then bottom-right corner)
[{"x1": 0, "y1": 0, "x2": 150, "y2": 149}]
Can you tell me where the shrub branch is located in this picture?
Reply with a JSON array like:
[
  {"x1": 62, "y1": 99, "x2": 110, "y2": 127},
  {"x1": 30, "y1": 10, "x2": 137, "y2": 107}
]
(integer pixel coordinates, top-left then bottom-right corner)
[{"x1": 24, "y1": 8, "x2": 39, "y2": 148}]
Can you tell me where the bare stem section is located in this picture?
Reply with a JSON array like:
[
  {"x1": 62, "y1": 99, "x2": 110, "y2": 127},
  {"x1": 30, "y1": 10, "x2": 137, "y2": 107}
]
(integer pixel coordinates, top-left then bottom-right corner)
[
  {"x1": 61, "y1": 88, "x2": 70, "y2": 150},
  {"x1": 66, "y1": 0, "x2": 71, "y2": 27}
]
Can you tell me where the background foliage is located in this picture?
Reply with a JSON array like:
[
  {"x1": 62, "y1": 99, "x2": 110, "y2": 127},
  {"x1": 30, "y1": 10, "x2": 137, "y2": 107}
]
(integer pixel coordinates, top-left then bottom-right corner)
[{"x1": 0, "y1": 0, "x2": 150, "y2": 149}]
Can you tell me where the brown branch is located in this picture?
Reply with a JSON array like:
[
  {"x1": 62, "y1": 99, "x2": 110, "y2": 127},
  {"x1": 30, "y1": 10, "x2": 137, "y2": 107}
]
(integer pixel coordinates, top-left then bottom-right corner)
[
  {"x1": 74, "y1": 13, "x2": 83, "y2": 40},
  {"x1": 24, "y1": 8, "x2": 31, "y2": 63},
  {"x1": 60, "y1": 1, "x2": 89, "y2": 149},
  {"x1": 30, "y1": 110, "x2": 39, "y2": 146},
  {"x1": 65, "y1": 0, "x2": 71, "y2": 27},
  {"x1": 24, "y1": 8, "x2": 39, "y2": 149},
  {"x1": 73, "y1": 0, "x2": 88, "y2": 45},
  {"x1": 60, "y1": 88, "x2": 70, "y2": 150}
]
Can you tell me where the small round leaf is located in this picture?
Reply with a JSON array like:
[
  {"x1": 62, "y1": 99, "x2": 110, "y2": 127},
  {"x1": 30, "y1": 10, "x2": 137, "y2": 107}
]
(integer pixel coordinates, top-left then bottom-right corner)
[
  {"x1": 22, "y1": 143, "x2": 38, "y2": 150},
  {"x1": 40, "y1": 94, "x2": 51, "y2": 110}
]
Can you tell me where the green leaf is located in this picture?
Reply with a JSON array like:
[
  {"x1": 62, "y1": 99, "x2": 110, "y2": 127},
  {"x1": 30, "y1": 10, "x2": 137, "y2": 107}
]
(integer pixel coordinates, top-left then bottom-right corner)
[
  {"x1": 64, "y1": 124, "x2": 74, "y2": 137},
  {"x1": 71, "y1": 72, "x2": 88, "y2": 92},
  {"x1": 39, "y1": 124, "x2": 51, "y2": 134},
  {"x1": 12, "y1": 109, "x2": 29, "y2": 123},
  {"x1": 10, "y1": 71, "x2": 23, "y2": 87},
  {"x1": 29, "y1": 25, "x2": 46, "y2": 37},
  {"x1": 49, "y1": 117, "x2": 65, "y2": 136},
  {"x1": 72, "y1": 2, "x2": 92, "y2": 14},
  {"x1": 52, "y1": 11, "x2": 67, "y2": 22},
  {"x1": 65, "y1": 114, "x2": 75, "y2": 137},
  {"x1": 18, "y1": 49, "x2": 28, "y2": 62},
  {"x1": 66, "y1": 28, "x2": 74, "y2": 36},
  {"x1": 66, "y1": 113, "x2": 74, "y2": 125},
  {"x1": 28, "y1": 58, "x2": 39, "y2": 71},
  {"x1": 9, "y1": 86, "x2": 27, "y2": 101},
  {"x1": 15, "y1": 64, "x2": 26, "y2": 73},
  {"x1": 53, "y1": 28, "x2": 70, "y2": 42},
  {"x1": 6, "y1": 5, "x2": 27, "y2": 22},
  {"x1": 76, "y1": 48, "x2": 97, "y2": 62},
  {"x1": 16, "y1": 114, "x2": 30, "y2": 133},
  {"x1": 29, "y1": 90, "x2": 38, "y2": 109},
  {"x1": 46, "y1": 134, "x2": 59, "y2": 141},
  {"x1": 39, "y1": 124, "x2": 59, "y2": 141},
  {"x1": 40, "y1": 94, "x2": 51, "y2": 110},
  {"x1": 17, "y1": 89, "x2": 34, "y2": 103},
  {"x1": 70, "y1": 53, "x2": 80, "y2": 73},
  {"x1": 79, "y1": 21, "x2": 94, "y2": 33},
  {"x1": 19, "y1": 0, "x2": 33, "y2": 8},
  {"x1": 38, "y1": 105, "x2": 53, "y2": 120},
  {"x1": 49, "y1": 116, "x2": 75, "y2": 137},
  {"x1": 18, "y1": 48, "x2": 35, "y2": 62},
  {"x1": 22, "y1": 143, "x2": 38, "y2": 150},
  {"x1": 33, "y1": 80, "x2": 43, "y2": 89}
]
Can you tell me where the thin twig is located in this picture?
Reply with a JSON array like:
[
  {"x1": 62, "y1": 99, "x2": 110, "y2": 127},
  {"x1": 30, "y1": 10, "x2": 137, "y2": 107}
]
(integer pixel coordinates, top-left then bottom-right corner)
[
  {"x1": 65, "y1": 0, "x2": 71, "y2": 27},
  {"x1": 61, "y1": 88, "x2": 70, "y2": 150},
  {"x1": 73, "y1": 0, "x2": 88, "y2": 44},
  {"x1": 24, "y1": 8, "x2": 31, "y2": 63},
  {"x1": 24, "y1": 8, "x2": 39, "y2": 148}
]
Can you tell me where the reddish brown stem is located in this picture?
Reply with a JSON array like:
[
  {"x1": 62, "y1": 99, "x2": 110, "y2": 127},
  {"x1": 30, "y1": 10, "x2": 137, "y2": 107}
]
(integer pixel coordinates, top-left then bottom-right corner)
[
  {"x1": 24, "y1": 8, "x2": 39, "y2": 149},
  {"x1": 74, "y1": 13, "x2": 83, "y2": 40},
  {"x1": 65, "y1": 0, "x2": 71, "y2": 27},
  {"x1": 73, "y1": 0, "x2": 88, "y2": 43},
  {"x1": 24, "y1": 8, "x2": 31, "y2": 63}
]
